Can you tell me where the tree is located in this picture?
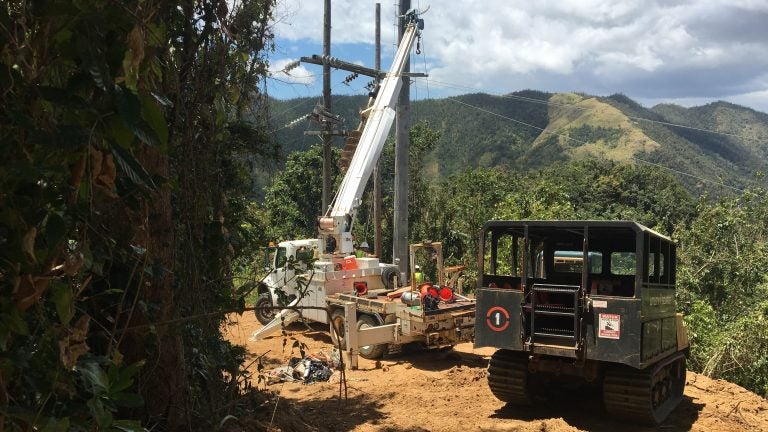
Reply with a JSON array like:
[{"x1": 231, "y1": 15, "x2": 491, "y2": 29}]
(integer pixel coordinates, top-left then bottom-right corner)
[
  {"x1": 0, "y1": 0, "x2": 276, "y2": 429},
  {"x1": 676, "y1": 188, "x2": 768, "y2": 396},
  {"x1": 536, "y1": 159, "x2": 696, "y2": 234},
  {"x1": 263, "y1": 145, "x2": 340, "y2": 241}
]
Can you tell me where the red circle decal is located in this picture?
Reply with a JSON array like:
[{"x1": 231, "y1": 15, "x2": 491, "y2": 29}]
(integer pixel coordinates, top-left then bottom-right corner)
[{"x1": 486, "y1": 306, "x2": 510, "y2": 332}]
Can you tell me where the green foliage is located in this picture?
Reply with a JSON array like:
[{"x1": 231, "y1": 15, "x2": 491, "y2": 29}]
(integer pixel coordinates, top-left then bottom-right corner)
[
  {"x1": 685, "y1": 300, "x2": 768, "y2": 397},
  {"x1": 495, "y1": 178, "x2": 576, "y2": 220},
  {"x1": 423, "y1": 168, "x2": 514, "y2": 287},
  {"x1": 676, "y1": 188, "x2": 768, "y2": 396},
  {"x1": 676, "y1": 190, "x2": 768, "y2": 314},
  {"x1": 534, "y1": 159, "x2": 696, "y2": 233},
  {"x1": 1, "y1": 0, "x2": 277, "y2": 429},
  {"x1": 262, "y1": 145, "x2": 340, "y2": 241},
  {"x1": 567, "y1": 125, "x2": 624, "y2": 148}
]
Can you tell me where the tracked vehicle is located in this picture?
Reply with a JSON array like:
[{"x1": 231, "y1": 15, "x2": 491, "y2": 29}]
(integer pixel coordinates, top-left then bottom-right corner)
[{"x1": 474, "y1": 221, "x2": 688, "y2": 424}]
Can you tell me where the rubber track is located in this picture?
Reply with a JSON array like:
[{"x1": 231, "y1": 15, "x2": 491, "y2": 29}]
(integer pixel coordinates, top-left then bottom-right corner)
[
  {"x1": 487, "y1": 350, "x2": 531, "y2": 405},
  {"x1": 603, "y1": 355, "x2": 685, "y2": 425}
]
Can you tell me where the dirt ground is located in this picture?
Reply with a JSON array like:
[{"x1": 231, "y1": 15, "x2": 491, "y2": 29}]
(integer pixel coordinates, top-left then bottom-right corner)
[{"x1": 224, "y1": 313, "x2": 768, "y2": 432}]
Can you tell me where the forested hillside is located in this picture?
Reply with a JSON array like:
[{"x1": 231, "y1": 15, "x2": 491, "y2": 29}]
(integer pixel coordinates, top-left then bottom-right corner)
[{"x1": 269, "y1": 91, "x2": 768, "y2": 193}]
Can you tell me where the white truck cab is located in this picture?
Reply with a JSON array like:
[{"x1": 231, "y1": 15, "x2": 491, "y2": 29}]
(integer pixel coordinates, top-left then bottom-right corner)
[{"x1": 255, "y1": 239, "x2": 319, "y2": 325}]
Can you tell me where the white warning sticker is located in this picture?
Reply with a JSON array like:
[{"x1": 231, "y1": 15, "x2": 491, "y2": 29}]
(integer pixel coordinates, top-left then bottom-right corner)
[{"x1": 598, "y1": 313, "x2": 621, "y2": 339}]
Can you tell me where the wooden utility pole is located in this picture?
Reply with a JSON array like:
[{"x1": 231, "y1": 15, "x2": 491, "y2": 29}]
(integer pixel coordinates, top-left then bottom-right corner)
[
  {"x1": 393, "y1": 0, "x2": 410, "y2": 280},
  {"x1": 373, "y1": 3, "x2": 383, "y2": 258},
  {"x1": 321, "y1": 0, "x2": 332, "y2": 213}
]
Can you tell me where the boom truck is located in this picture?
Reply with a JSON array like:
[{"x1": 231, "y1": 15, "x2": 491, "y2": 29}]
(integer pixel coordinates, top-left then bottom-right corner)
[
  {"x1": 252, "y1": 10, "x2": 425, "y2": 339},
  {"x1": 474, "y1": 221, "x2": 689, "y2": 425}
]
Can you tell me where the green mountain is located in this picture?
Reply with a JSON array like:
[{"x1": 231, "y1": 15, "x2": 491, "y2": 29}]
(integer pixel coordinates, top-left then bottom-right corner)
[{"x1": 267, "y1": 91, "x2": 768, "y2": 193}]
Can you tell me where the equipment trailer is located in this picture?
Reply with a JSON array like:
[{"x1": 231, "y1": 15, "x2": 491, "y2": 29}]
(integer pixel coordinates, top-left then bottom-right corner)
[
  {"x1": 327, "y1": 242, "x2": 475, "y2": 368},
  {"x1": 474, "y1": 221, "x2": 688, "y2": 425}
]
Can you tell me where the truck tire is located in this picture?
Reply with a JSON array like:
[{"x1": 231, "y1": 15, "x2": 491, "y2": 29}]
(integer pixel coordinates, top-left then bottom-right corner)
[
  {"x1": 329, "y1": 308, "x2": 347, "y2": 350},
  {"x1": 358, "y1": 314, "x2": 387, "y2": 360},
  {"x1": 254, "y1": 293, "x2": 275, "y2": 325}
]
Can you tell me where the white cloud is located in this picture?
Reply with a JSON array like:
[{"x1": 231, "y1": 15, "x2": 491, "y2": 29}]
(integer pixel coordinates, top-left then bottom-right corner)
[
  {"x1": 273, "y1": 0, "x2": 398, "y2": 44},
  {"x1": 270, "y1": 0, "x2": 768, "y2": 113}
]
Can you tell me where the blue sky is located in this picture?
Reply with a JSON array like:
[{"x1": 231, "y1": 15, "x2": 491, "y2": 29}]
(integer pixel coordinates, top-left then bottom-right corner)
[{"x1": 266, "y1": 0, "x2": 768, "y2": 114}]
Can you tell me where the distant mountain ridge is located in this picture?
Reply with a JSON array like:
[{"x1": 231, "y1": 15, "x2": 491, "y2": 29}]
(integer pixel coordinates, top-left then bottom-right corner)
[{"x1": 268, "y1": 91, "x2": 768, "y2": 193}]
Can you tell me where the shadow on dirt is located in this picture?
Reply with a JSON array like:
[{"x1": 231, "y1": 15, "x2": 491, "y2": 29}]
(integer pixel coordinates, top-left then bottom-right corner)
[
  {"x1": 278, "y1": 391, "x2": 393, "y2": 432},
  {"x1": 381, "y1": 344, "x2": 489, "y2": 372},
  {"x1": 490, "y1": 387, "x2": 702, "y2": 432},
  {"x1": 257, "y1": 322, "x2": 334, "y2": 344}
]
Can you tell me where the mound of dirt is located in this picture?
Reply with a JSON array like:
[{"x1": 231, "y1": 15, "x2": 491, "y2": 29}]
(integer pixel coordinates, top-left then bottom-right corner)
[
  {"x1": 225, "y1": 313, "x2": 768, "y2": 432},
  {"x1": 519, "y1": 419, "x2": 583, "y2": 432}
]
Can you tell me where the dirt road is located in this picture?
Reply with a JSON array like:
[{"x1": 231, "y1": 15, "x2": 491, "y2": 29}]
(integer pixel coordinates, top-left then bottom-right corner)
[{"x1": 225, "y1": 313, "x2": 768, "y2": 432}]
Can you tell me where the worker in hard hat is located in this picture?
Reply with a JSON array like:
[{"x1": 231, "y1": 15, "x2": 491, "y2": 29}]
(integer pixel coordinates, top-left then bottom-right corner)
[
  {"x1": 355, "y1": 241, "x2": 370, "y2": 258},
  {"x1": 414, "y1": 264, "x2": 424, "y2": 284}
]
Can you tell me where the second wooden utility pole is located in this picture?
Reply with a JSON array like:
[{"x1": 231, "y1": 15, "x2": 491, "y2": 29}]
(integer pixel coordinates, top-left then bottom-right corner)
[
  {"x1": 321, "y1": 0, "x2": 332, "y2": 213},
  {"x1": 373, "y1": 3, "x2": 383, "y2": 259}
]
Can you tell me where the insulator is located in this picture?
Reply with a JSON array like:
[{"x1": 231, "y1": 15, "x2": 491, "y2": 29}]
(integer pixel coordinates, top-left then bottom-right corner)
[
  {"x1": 342, "y1": 72, "x2": 359, "y2": 86},
  {"x1": 282, "y1": 60, "x2": 301, "y2": 74},
  {"x1": 282, "y1": 114, "x2": 309, "y2": 129}
]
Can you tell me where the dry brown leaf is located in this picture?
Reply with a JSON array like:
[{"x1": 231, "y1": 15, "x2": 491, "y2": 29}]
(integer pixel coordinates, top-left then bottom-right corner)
[
  {"x1": 59, "y1": 315, "x2": 91, "y2": 369},
  {"x1": 69, "y1": 153, "x2": 87, "y2": 188},
  {"x1": 96, "y1": 153, "x2": 116, "y2": 190},
  {"x1": 21, "y1": 227, "x2": 37, "y2": 264},
  {"x1": 90, "y1": 147, "x2": 103, "y2": 180},
  {"x1": 13, "y1": 275, "x2": 50, "y2": 312}
]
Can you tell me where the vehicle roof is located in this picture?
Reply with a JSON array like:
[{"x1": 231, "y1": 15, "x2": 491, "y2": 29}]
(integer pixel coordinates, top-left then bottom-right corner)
[
  {"x1": 482, "y1": 220, "x2": 672, "y2": 242},
  {"x1": 277, "y1": 239, "x2": 320, "y2": 247}
]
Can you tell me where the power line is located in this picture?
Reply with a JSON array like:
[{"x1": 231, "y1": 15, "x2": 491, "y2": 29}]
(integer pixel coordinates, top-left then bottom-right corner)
[{"x1": 445, "y1": 97, "x2": 746, "y2": 193}]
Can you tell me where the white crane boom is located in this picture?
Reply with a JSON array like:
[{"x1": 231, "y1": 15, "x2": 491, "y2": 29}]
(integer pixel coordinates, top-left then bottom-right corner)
[{"x1": 318, "y1": 12, "x2": 423, "y2": 255}]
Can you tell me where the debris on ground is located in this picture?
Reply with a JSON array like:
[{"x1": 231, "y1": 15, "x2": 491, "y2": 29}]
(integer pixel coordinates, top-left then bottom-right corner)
[{"x1": 264, "y1": 348, "x2": 340, "y2": 385}]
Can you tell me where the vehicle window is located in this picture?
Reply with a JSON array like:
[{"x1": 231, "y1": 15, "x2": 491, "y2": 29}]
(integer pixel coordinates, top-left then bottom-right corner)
[
  {"x1": 264, "y1": 247, "x2": 277, "y2": 270},
  {"x1": 648, "y1": 252, "x2": 664, "y2": 277},
  {"x1": 484, "y1": 232, "x2": 524, "y2": 277},
  {"x1": 494, "y1": 235, "x2": 521, "y2": 276},
  {"x1": 531, "y1": 242, "x2": 546, "y2": 278},
  {"x1": 295, "y1": 246, "x2": 314, "y2": 264},
  {"x1": 275, "y1": 247, "x2": 287, "y2": 268},
  {"x1": 611, "y1": 252, "x2": 635, "y2": 275},
  {"x1": 553, "y1": 251, "x2": 602, "y2": 274}
]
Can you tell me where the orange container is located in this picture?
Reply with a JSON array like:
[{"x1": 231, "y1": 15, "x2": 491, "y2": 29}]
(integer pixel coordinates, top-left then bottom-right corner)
[{"x1": 343, "y1": 256, "x2": 358, "y2": 270}]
